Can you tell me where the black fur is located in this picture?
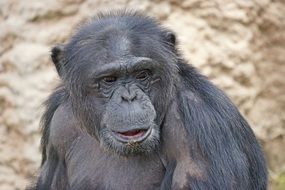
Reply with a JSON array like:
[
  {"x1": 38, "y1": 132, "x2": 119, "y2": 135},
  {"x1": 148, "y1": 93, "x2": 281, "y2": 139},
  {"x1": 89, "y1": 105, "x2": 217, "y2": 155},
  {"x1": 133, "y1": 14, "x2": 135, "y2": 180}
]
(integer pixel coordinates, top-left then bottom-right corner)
[{"x1": 28, "y1": 10, "x2": 267, "y2": 190}]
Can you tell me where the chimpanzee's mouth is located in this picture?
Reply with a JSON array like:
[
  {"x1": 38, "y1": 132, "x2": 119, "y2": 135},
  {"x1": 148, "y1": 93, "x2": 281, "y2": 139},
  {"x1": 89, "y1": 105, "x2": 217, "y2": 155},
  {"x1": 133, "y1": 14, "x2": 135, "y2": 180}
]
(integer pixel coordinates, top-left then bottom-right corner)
[{"x1": 112, "y1": 128, "x2": 152, "y2": 143}]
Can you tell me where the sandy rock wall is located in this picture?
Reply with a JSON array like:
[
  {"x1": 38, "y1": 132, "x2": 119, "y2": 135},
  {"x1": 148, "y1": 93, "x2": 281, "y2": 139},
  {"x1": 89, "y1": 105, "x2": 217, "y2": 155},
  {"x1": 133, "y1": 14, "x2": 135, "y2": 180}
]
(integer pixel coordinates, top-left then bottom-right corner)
[{"x1": 0, "y1": 0, "x2": 284, "y2": 189}]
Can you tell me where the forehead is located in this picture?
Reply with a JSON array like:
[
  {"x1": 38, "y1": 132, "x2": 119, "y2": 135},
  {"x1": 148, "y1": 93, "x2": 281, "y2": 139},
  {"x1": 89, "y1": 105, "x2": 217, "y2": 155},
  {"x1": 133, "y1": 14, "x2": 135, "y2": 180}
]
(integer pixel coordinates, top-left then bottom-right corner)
[
  {"x1": 92, "y1": 28, "x2": 136, "y2": 64},
  {"x1": 66, "y1": 16, "x2": 167, "y2": 67},
  {"x1": 77, "y1": 30, "x2": 161, "y2": 66}
]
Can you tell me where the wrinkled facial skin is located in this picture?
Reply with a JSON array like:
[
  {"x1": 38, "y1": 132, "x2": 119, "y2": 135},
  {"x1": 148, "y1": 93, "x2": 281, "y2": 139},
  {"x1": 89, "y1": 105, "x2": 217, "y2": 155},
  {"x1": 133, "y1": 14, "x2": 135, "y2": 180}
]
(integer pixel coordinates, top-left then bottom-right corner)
[
  {"x1": 100, "y1": 83, "x2": 160, "y2": 155},
  {"x1": 98, "y1": 64, "x2": 161, "y2": 156},
  {"x1": 68, "y1": 56, "x2": 176, "y2": 156}
]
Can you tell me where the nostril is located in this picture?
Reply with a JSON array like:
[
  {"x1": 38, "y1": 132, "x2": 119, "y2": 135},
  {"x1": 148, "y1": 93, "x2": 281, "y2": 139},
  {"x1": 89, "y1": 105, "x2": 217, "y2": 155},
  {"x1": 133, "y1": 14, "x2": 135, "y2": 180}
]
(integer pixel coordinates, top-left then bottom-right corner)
[
  {"x1": 121, "y1": 96, "x2": 128, "y2": 102},
  {"x1": 130, "y1": 95, "x2": 136, "y2": 101}
]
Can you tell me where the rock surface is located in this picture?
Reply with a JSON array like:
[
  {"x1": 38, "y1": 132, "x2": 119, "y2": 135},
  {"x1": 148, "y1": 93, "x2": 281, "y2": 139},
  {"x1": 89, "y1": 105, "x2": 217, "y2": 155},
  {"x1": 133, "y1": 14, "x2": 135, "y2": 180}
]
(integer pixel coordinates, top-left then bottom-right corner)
[{"x1": 0, "y1": 0, "x2": 284, "y2": 189}]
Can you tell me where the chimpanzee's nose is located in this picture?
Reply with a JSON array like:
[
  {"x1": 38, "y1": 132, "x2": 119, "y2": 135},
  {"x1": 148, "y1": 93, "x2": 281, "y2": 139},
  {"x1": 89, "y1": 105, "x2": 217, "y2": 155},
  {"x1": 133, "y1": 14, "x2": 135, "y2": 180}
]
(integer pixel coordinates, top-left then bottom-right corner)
[{"x1": 121, "y1": 90, "x2": 137, "y2": 102}]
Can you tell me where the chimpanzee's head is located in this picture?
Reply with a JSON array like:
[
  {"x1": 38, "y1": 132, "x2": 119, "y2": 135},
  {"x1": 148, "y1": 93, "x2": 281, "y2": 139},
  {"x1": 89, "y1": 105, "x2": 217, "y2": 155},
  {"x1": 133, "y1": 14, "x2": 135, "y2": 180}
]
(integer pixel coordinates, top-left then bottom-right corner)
[{"x1": 51, "y1": 11, "x2": 179, "y2": 156}]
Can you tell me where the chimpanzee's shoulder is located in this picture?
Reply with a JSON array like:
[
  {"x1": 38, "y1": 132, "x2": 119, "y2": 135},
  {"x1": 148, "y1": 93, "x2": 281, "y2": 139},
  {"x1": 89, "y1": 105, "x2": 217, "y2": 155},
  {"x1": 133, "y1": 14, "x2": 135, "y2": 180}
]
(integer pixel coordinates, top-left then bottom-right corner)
[{"x1": 48, "y1": 103, "x2": 82, "y2": 157}]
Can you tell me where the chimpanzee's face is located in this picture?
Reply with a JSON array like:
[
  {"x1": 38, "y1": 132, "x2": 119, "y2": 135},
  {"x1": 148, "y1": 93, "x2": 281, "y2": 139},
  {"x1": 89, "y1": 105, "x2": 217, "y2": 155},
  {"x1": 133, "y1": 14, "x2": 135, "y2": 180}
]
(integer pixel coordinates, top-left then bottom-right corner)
[{"x1": 64, "y1": 27, "x2": 178, "y2": 156}]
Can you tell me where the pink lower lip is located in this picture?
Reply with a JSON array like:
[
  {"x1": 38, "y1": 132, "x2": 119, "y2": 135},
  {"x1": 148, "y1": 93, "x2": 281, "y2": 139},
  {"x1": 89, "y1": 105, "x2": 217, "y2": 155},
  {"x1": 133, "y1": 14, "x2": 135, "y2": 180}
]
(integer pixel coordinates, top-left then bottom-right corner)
[
  {"x1": 112, "y1": 128, "x2": 152, "y2": 143},
  {"x1": 118, "y1": 130, "x2": 146, "y2": 138}
]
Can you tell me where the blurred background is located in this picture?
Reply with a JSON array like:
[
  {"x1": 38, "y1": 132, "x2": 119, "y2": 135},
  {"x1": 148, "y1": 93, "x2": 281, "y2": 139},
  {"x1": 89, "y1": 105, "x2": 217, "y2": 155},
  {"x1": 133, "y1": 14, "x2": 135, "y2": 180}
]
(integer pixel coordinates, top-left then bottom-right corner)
[{"x1": 0, "y1": 0, "x2": 284, "y2": 189}]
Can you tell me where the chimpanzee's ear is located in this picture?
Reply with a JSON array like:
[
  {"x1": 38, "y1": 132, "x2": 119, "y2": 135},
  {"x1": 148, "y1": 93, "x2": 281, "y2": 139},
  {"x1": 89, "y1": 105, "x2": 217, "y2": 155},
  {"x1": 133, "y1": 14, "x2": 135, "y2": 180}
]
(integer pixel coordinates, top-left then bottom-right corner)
[
  {"x1": 165, "y1": 31, "x2": 176, "y2": 46},
  {"x1": 51, "y1": 44, "x2": 65, "y2": 78}
]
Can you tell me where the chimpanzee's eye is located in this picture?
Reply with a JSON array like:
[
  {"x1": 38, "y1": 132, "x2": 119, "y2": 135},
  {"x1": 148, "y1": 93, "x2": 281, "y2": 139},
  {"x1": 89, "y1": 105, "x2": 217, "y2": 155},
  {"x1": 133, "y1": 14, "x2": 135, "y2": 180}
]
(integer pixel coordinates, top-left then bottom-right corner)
[
  {"x1": 136, "y1": 70, "x2": 151, "y2": 80},
  {"x1": 102, "y1": 76, "x2": 117, "y2": 84}
]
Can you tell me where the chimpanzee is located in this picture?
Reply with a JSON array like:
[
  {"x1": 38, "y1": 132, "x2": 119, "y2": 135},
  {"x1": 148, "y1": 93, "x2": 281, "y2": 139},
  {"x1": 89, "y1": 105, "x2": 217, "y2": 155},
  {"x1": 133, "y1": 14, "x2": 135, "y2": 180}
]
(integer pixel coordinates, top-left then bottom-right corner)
[{"x1": 28, "y1": 10, "x2": 267, "y2": 190}]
